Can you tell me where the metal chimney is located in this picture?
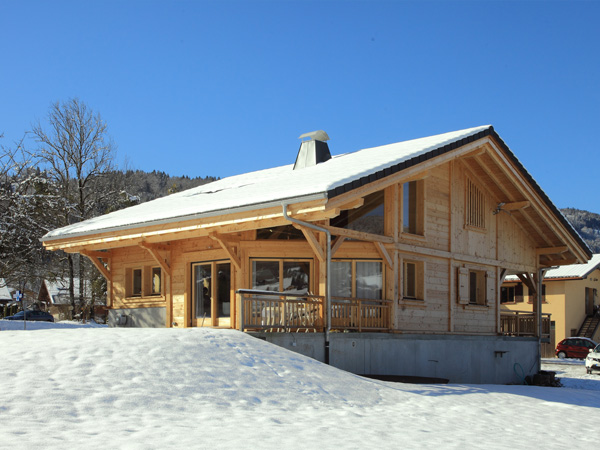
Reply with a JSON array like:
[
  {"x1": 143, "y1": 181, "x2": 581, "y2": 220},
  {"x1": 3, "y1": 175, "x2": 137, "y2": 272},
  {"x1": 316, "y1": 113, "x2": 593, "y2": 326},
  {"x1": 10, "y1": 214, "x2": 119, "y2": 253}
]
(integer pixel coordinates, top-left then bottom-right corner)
[{"x1": 293, "y1": 130, "x2": 332, "y2": 170}]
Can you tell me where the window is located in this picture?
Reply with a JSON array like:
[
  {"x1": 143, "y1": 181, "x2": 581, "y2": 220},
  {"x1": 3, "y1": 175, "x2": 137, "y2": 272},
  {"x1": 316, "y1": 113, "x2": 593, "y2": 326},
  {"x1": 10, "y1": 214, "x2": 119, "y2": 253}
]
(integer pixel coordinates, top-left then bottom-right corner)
[
  {"x1": 151, "y1": 267, "x2": 162, "y2": 296},
  {"x1": 469, "y1": 270, "x2": 486, "y2": 305},
  {"x1": 330, "y1": 190, "x2": 385, "y2": 235},
  {"x1": 402, "y1": 180, "x2": 424, "y2": 235},
  {"x1": 331, "y1": 260, "x2": 383, "y2": 300},
  {"x1": 132, "y1": 269, "x2": 142, "y2": 297},
  {"x1": 402, "y1": 260, "x2": 424, "y2": 301},
  {"x1": 192, "y1": 261, "x2": 231, "y2": 322},
  {"x1": 466, "y1": 177, "x2": 485, "y2": 229},
  {"x1": 126, "y1": 266, "x2": 162, "y2": 298},
  {"x1": 251, "y1": 259, "x2": 311, "y2": 295},
  {"x1": 457, "y1": 267, "x2": 492, "y2": 306},
  {"x1": 500, "y1": 284, "x2": 523, "y2": 303}
]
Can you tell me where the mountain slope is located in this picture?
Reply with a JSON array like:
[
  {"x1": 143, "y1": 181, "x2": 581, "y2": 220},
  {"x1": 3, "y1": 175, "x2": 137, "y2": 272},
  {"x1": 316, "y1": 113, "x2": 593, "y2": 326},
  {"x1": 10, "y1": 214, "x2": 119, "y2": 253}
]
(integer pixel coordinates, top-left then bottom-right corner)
[{"x1": 561, "y1": 208, "x2": 600, "y2": 253}]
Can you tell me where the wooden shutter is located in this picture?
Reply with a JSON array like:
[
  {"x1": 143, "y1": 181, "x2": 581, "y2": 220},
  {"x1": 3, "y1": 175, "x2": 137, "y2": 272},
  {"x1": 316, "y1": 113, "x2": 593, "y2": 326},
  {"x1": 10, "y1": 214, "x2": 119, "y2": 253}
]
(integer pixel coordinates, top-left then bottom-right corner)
[
  {"x1": 457, "y1": 267, "x2": 469, "y2": 304},
  {"x1": 486, "y1": 271, "x2": 495, "y2": 305}
]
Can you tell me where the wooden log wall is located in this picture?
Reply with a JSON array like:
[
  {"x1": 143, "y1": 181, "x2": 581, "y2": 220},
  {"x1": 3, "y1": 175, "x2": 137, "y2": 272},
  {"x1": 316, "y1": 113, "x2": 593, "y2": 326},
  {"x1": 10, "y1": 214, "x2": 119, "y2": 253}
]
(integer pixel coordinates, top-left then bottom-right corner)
[{"x1": 105, "y1": 154, "x2": 540, "y2": 335}]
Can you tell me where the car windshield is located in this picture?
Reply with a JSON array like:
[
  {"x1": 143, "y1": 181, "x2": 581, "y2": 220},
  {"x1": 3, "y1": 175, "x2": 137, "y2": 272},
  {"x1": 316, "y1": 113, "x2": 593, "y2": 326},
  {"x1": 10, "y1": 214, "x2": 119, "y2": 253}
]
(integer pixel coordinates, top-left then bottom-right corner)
[{"x1": 595, "y1": 345, "x2": 600, "y2": 353}]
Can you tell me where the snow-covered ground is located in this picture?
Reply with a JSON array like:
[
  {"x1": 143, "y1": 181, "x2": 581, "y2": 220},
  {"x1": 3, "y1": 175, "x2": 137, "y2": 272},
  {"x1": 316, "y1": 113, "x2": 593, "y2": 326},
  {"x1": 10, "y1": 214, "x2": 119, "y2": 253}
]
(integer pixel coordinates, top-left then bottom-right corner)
[{"x1": 0, "y1": 321, "x2": 598, "y2": 449}]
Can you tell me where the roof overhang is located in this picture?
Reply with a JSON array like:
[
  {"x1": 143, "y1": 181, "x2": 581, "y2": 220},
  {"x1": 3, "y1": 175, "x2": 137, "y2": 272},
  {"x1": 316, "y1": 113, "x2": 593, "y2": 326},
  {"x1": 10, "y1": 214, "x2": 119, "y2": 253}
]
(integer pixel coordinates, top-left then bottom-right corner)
[{"x1": 42, "y1": 126, "x2": 592, "y2": 267}]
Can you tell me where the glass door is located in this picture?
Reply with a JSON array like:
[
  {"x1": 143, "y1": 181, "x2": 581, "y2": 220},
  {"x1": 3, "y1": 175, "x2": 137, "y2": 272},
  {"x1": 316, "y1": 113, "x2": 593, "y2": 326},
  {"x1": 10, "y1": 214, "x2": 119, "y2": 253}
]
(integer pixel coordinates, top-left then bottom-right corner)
[{"x1": 192, "y1": 261, "x2": 231, "y2": 327}]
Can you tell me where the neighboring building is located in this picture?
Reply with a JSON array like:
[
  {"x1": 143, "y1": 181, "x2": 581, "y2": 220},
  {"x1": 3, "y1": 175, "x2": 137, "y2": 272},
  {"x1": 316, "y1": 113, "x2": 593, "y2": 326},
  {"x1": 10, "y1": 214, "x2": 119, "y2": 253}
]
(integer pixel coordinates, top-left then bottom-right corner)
[
  {"x1": 502, "y1": 254, "x2": 600, "y2": 349},
  {"x1": 41, "y1": 125, "x2": 591, "y2": 383},
  {"x1": 0, "y1": 279, "x2": 12, "y2": 307},
  {"x1": 38, "y1": 278, "x2": 105, "y2": 321}
]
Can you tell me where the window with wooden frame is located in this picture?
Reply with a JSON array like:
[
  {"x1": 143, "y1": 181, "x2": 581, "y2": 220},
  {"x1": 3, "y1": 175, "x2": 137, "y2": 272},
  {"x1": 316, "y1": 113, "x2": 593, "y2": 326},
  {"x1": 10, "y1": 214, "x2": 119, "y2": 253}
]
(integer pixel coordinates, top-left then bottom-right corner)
[
  {"x1": 401, "y1": 180, "x2": 424, "y2": 236},
  {"x1": 251, "y1": 259, "x2": 312, "y2": 294},
  {"x1": 457, "y1": 267, "x2": 493, "y2": 306},
  {"x1": 331, "y1": 260, "x2": 383, "y2": 300},
  {"x1": 150, "y1": 267, "x2": 162, "y2": 296},
  {"x1": 402, "y1": 259, "x2": 424, "y2": 301},
  {"x1": 330, "y1": 190, "x2": 385, "y2": 235},
  {"x1": 131, "y1": 268, "x2": 142, "y2": 297},
  {"x1": 465, "y1": 177, "x2": 486, "y2": 230},
  {"x1": 469, "y1": 269, "x2": 486, "y2": 305},
  {"x1": 500, "y1": 283, "x2": 524, "y2": 303},
  {"x1": 126, "y1": 266, "x2": 163, "y2": 298}
]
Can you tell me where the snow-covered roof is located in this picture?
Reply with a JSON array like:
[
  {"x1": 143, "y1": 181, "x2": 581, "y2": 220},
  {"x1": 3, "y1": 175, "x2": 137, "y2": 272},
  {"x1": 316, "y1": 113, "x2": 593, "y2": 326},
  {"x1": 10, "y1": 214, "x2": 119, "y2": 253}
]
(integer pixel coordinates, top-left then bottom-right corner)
[
  {"x1": 0, "y1": 279, "x2": 12, "y2": 300},
  {"x1": 42, "y1": 125, "x2": 492, "y2": 241},
  {"x1": 505, "y1": 254, "x2": 600, "y2": 281},
  {"x1": 43, "y1": 279, "x2": 90, "y2": 304},
  {"x1": 40, "y1": 124, "x2": 590, "y2": 262}
]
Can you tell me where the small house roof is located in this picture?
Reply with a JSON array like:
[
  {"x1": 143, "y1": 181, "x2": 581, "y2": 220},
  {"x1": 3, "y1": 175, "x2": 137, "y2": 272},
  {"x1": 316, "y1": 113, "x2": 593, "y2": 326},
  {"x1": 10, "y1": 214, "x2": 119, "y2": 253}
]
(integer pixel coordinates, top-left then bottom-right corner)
[
  {"x1": 43, "y1": 279, "x2": 90, "y2": 304},
  {"x1": 0, "y1": 279, "x2": 12, "y2": 300},
  {"x1": 505, "y1": 254, "x2": 600, "y2": 282}
]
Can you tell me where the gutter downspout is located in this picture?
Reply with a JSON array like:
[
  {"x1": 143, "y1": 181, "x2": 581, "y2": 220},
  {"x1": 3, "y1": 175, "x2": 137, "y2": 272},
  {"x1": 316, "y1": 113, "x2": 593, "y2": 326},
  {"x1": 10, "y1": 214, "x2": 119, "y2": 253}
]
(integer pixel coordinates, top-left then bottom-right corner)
[{"x1": 282, "y1": 203, "x2": 331, "y2": 364}]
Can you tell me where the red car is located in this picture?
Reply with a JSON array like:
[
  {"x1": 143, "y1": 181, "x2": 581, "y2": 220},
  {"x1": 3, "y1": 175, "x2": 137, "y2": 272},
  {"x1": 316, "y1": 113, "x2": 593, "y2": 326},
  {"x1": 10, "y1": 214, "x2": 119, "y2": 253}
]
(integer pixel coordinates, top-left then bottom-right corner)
[{"x1": 555, "y1": 337, "x2": 597, "y2": 359}]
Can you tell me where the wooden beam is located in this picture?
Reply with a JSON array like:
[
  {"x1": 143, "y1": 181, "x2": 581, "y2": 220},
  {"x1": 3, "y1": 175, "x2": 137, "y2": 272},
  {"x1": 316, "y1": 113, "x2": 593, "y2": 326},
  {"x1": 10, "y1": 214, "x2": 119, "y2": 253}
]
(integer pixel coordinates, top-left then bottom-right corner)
[
  {"x1": 82, "y1": 250, "x2": 112, "y2": 259},
  {"x1": 517, "y1": 273, "x2": 536, "y2": 296},
  {"x1": 208, "y1": 233, "x2": 242, "y2": 270},
  {"x1": 393, "y1": 242, "x2": 537, "y2": 274},
  {"x1": 81, "y1": 251, "x2": 111, "y2": 281},
  {"x1": 139, "y1": 242, "x2": 172, "y2": 277},
  {"x1": 486, "y1": 139, "x2": 589, "y2": 263},
  {"x1": 318, "y1": 224, "x2": 394, "y2": 244},
  {"x1": 536, "y1": 246, "x2": 568, "y2": 256},
  {"x1": 292, "y1": 225, "x2": 325, "y2": 262},
  {"x1": 374, "y1": 242, "x2": 393, "y2": 269},
  {"x1": 331, "y1": 236, "x2": 346, "y2": 257},
  {"x1": 502, "y1": 201, "x2": 530, "y2": 211}
]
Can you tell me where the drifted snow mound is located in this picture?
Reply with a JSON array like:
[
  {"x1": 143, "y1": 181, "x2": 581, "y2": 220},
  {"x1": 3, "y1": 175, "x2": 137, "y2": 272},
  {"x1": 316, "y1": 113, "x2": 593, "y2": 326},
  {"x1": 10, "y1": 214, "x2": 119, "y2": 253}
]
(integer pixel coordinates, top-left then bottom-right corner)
[{"x1": 1, "y1": 327, "x2": 599, "y2": 449}]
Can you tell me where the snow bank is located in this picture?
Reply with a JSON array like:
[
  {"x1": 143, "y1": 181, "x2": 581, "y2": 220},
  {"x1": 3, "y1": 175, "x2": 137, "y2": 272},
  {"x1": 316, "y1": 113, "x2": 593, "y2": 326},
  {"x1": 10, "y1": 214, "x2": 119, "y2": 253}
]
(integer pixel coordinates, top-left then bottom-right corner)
[{"x1": 0, "y1": 326, "x2": 597, "y2": 449}]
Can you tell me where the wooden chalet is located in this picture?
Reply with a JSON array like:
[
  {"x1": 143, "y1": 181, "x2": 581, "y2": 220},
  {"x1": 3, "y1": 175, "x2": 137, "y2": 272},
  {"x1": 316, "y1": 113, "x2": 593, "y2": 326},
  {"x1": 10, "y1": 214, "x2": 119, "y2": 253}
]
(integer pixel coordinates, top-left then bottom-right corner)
[{"x1": 41, "y1": 126, "x2": 591, "y2": 383}]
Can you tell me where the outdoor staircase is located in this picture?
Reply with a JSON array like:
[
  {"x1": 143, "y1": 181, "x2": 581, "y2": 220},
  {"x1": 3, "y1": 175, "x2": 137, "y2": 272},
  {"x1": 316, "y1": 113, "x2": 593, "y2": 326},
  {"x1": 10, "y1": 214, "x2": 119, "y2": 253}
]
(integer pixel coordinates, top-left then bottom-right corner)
[{"x1": 577, "y1": 314, "x2": 600, "y2": 339}]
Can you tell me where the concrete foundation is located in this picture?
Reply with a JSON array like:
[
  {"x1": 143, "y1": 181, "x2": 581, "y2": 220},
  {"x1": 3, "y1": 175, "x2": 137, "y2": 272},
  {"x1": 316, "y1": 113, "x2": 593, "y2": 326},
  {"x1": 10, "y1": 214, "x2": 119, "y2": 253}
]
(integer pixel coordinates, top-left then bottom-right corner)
[
  {"x1": 251, "y1": 332, "x2": 539, "y2": 384},
  {"x1": 108, "y1": 307, "x2": 166, "y2": 328}
]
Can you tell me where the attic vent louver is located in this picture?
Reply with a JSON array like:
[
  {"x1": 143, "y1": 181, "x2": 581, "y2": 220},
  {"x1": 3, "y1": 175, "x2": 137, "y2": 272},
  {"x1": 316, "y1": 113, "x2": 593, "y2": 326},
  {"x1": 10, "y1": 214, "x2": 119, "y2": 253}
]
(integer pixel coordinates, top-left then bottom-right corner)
[{"x1": 293, "y1": 130, "x2": 332, "y2": 170}]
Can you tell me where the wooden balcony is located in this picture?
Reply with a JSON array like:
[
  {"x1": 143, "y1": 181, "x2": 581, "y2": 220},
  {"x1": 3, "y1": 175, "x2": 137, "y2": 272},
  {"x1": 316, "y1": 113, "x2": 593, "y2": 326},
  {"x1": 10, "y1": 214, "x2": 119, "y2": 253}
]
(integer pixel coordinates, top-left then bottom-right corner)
[
  {"x1": 238, "y1": 290, "x2": 392, "y2": 332},
  {"x1": 500, "y1": 310, "x2": 551, "y2": 341}
]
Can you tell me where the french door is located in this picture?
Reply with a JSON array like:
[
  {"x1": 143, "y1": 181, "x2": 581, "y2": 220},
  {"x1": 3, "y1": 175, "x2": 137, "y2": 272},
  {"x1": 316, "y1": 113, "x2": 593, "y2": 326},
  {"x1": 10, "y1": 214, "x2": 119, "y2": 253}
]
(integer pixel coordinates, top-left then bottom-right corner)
[{"x1": 192, "y1": 261, "x2": 231, "y2": 327}]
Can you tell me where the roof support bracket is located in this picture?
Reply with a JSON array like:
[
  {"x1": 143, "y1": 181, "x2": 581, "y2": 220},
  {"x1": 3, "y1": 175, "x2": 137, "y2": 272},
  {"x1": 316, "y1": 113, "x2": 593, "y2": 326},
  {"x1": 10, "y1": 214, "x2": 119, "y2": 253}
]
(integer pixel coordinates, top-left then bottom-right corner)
[
  {"x1": 374, "y1": 242, "x2": 393, "y2": 269},
  {"x1": 293, "y1": 224, "x2": 325, "y2": 262},
  {"x1": 208, "y1": 233, "x2": 242, "y2": 270},
  {"x1": 139, "y1": 242, "x2": 172, "y2": 277},
  {"x1": 81, "y1": 251, "x2": 112, "y2": 281},
  {"x1": 331, "y1": 236, "x2": 346, "y2": 257}
]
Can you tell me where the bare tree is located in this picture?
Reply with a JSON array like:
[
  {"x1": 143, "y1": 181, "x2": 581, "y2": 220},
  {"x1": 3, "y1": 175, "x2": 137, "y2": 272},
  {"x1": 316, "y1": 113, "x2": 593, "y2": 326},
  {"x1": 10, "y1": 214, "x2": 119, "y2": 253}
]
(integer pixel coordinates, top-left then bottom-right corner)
[
  {"x1": 0, "y1": 133, "x2": 60, "y2": 292},
  {"x1": 31, "y1": 98, "x2": 117, "y2": 317}
]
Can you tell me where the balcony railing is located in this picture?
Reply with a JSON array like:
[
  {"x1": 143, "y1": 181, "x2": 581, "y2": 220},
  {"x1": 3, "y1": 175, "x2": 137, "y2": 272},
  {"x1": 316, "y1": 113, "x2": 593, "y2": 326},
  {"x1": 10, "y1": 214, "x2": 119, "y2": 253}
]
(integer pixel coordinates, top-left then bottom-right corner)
[
  {"x1": 238, "y1": 290, "x2": 392, "y2": 332},
  {"x1": 500, "y1": 311, "x2": 551, "y2": 340}
]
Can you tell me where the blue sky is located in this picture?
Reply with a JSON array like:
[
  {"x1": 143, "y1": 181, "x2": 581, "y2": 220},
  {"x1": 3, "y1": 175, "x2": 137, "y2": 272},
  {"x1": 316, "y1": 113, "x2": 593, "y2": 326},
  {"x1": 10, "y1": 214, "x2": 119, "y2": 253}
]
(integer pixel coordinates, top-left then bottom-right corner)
[{"x1": 1, "y1": 1, "x2": 599, "y2": 211}]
